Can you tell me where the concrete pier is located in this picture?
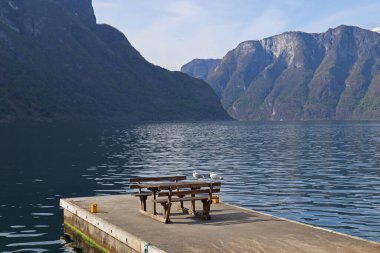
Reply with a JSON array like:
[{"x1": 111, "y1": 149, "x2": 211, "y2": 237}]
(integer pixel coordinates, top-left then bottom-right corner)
[{"x1": 60, "y1": 195, "x2": 380, "y2": 253}]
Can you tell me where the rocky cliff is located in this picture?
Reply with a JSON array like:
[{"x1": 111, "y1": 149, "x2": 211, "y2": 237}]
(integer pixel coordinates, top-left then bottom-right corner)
[
  {"x1": 0, "y1": 0, "x2": 230, "y2": 122},
  {"x1": 182, "y1": 25, "x2": 380, "y2": 120},
  {"x1": 181, "y1": 59, "x2": 221, "y2": 82}
]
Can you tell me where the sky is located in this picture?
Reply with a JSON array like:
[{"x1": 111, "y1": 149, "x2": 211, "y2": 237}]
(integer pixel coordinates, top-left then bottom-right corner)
[{"x1": 92, "y1": 0, "x2": 380, "y2": 71}]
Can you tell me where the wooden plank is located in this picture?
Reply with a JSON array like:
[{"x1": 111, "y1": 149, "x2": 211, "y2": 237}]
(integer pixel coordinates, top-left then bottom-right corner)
[
  {"x1": 129, "y1": 175, "x2": 186, "y2": 183},
  {"x1": 132, "y1": 193, "x2": 152, "y2": 196},
  {"x1": 153, "y1": 196, "x2": 209, "y2": 203},
  {"x1": 174, "y1": 196, "x2": 210, "y2": 202},
  {"x1": 134, "y1": 181, "x2": 221, "y2": 190},
  {"x1": 157, "y1": 188, "x2": 220, "y2": 197}
]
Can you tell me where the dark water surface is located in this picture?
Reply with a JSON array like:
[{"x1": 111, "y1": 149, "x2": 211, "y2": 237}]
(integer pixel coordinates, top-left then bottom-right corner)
[{"x1": 0, "y1": 121, "x2": 379, "y2": 252}]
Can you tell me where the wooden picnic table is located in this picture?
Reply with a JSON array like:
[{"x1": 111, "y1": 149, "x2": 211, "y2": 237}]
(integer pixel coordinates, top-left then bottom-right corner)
[
  {"x1": 131, "y1": 181, "x2": 221, "y2": 190},
  {"x1": 130, "y1": 180, "x2": 221, "y2": 223}
]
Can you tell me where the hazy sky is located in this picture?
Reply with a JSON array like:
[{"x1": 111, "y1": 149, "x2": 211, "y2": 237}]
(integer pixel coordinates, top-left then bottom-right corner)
[{"x1": 92, "y1": 0, "x2": 380, "y2": 70}]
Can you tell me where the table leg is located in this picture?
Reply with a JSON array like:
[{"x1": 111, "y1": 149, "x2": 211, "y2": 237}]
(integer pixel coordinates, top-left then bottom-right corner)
[
  {"x1": 201, "y1": 199, "x2": 212, "y2": 220},
  {"x1": 139, "y1": 196, "x2": 144, "y2": 211},
  {"x1": 176, "y1": 195, "x2": 185, "y2": 211},
  {"x1": 153, "y1": 190, "x2": 157, "y2": 215},
  {"x1": 191, "y1": 194, "x2": 195, "y2": 214},
  {"x1": 142, "y1": 196, "x2": 148, "y2": 211},
  {"x1": 165, "y1": 202, "x2": 172, "y2": 223}
]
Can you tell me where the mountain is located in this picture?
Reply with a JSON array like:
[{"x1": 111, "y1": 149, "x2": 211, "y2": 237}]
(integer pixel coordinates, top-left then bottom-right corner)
[
  {"x1": 181, "y1": 59, "x2": 221, "y2": 82},
  {"x1": 182, "y1": 25, "x2": 380, "y2": 120},
  {"x1": 372, "y1": 27, "x2": 380, "y2": 33},
  {"x1": 0, "y1": 0, "x2": 230, "y2": 122}
]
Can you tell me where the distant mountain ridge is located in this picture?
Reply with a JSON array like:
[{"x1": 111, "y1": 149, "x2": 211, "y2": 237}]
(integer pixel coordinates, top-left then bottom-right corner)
[
  {"x1": 0, "y1": 0, "x2": 230, "y2": 122},
  {"x1": 182, "y1": 25, "x2": 380, "y2": 120},
  {"x1": 181, "y1": 59, "x2": 221, "y2": 82}
]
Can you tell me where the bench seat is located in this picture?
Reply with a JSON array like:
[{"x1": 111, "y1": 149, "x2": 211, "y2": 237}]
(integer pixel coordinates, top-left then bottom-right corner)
[
  {"x1": 132, "y1": 192, "x2": 152, "y2": 197},
  {"x1": 153, "y1": 196, "x2": 209, "y2": 204}
]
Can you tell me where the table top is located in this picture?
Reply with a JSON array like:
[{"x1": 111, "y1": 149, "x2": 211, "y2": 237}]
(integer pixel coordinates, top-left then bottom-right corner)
[{"x1": 131, "y1": 181, "x2": 221, "y2": 190}]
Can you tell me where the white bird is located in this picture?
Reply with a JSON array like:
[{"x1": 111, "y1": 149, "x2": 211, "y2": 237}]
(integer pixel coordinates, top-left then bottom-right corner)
[
  {"x1": 193, "y1": 170, "x2": 204, "y2": 180},
  {"x1": 210, "y1": 172, "x2": 223, "y2": 181}
]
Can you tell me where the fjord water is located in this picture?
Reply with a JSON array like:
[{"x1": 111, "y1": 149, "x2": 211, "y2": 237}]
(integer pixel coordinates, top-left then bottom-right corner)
[{"x1": 0, "y1": 121, "x2": 379, "y2": 252}]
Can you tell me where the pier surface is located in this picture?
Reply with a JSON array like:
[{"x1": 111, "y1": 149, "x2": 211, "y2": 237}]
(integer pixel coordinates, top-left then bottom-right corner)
[{"x1": 61, "y1": 195, "x2": 379, "y2": 253}]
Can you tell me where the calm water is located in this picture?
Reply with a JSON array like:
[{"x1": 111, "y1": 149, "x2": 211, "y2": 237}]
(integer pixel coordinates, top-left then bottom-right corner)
[{"x1": 0, "y1": 121, "x2": 379, "y2": 252}]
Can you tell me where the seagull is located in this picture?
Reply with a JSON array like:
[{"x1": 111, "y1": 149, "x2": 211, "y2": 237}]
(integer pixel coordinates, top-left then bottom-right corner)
[
  {"x1": 193, "y1": 170, "x2": 204, "y2": 180},
  {"x1": 210, "y1": 172, "x2": 223, "y2": 181}
]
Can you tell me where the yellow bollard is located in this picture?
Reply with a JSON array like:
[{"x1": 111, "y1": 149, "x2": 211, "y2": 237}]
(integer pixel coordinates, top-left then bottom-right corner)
[
  {"x1": 212, "y1": 195, "x2": 220, "y2": 204},
  {"x1": 90, "y1": 203, "x2": 98, "y2": 213}
]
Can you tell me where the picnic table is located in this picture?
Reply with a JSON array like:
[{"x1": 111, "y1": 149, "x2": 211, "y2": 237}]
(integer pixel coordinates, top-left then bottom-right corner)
[{"x1": 130, "y1": 176, "x2": 221, "y2": 223}]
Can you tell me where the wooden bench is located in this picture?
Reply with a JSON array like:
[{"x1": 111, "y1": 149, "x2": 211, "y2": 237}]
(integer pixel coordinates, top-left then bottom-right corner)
[
  {"x1": 131, "y1": 180, "x2": 221, "y2": 223},
  {"x1": 129, "y1": 175, "x2": 186, "y2": 213},
  {"x1": 155, "y1": 184, "x2": 221, "y2": 223}
]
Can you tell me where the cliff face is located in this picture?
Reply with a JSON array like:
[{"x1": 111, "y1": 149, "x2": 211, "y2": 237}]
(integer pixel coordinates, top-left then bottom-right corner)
[
  {"x1": 0, "y1": 0, "x2": 230, "y2": 122},
  {"x1": 182, "y1": 25, "x2": 380, "y2": 120},
  {"x1": 181, "y1": 59, "x2": 221, "y2": 82}
]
